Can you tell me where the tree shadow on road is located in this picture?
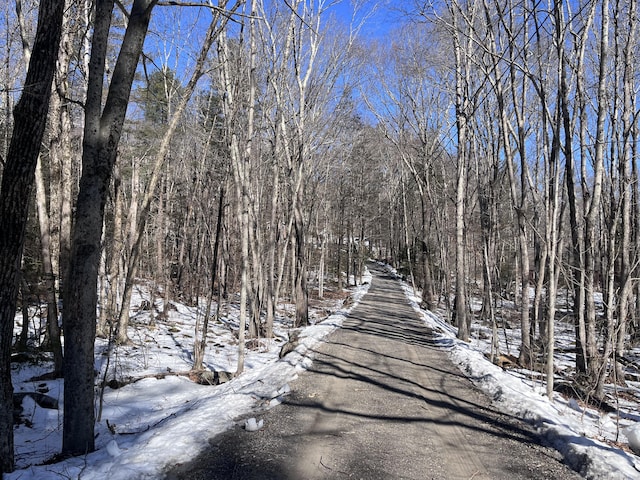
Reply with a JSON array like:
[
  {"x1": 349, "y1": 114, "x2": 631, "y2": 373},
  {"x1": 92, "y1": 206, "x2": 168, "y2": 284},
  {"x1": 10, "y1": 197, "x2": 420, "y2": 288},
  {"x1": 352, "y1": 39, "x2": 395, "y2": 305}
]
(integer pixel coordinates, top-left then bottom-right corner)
[
  {"x1": 162, "y1": 268, "x2": 578, "y2": 480},
  {"x1": 296, "y1": 343, "x2": 540, "y2": 447}
]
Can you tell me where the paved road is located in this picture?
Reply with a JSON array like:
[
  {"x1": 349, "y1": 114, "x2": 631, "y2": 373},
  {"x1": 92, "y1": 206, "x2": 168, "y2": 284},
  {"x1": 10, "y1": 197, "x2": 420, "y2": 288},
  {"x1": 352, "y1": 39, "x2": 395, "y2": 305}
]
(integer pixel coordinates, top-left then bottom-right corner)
[{"x1": 164, "y1": 265, "x2": 581, "y2": 480}]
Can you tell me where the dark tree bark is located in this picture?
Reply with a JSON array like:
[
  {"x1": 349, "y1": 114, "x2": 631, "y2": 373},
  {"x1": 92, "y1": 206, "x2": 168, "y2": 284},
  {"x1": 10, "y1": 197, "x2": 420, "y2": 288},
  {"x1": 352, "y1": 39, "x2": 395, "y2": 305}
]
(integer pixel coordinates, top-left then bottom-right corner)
[
  {"x1": 62, "y1": 0, "x2": 156, "y2": 457},
  {"x1": 16, "y1": 0, "x2": 65, "y2": 376},
  {"x1": 194, "y1": 187, "x2": 225, "y2": 371},
  {"x1": 0, "y1": 0, "x2": 64, "y2": 472},
  {"x1": 294, "y1": 199, "x2": 309, "y2": 327}
]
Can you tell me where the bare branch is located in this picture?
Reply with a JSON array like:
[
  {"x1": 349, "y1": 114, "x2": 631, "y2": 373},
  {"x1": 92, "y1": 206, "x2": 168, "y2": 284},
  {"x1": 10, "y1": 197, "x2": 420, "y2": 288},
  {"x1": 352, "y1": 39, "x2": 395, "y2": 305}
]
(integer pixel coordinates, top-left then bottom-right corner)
[{"x1": 157, "y1": 0, "x2": 254, "y2": 22}]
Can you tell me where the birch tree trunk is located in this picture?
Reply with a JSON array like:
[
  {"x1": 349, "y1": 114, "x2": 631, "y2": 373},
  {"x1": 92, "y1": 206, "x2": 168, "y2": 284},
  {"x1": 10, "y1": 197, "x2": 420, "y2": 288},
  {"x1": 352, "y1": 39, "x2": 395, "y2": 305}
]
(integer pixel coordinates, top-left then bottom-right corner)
[
  {"x1": 545, "y1": 101, "x2": 563, "y2": 400},
  {"x1": 451, "y1": 0, "x2": 471, "y2": 341},
  {"x1": 614, "y1": 0, "x2": 637, "y2": 385},
  {"x1": 583, "y1": 0, "x2": 609, "y2": 395},
  {"x1": 555, "y1": 0, "x2": 596, "y2": 376},
  {"x1": 218, "y1": 0, "x2": 255, "y2": 375}
]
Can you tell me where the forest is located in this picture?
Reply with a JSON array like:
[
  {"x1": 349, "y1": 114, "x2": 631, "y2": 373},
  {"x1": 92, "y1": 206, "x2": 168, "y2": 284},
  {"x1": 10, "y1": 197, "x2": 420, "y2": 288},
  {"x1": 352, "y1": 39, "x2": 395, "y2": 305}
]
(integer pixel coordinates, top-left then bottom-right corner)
[{"x1": 1, "y1": 0, "x2": 639, "y2": 474}]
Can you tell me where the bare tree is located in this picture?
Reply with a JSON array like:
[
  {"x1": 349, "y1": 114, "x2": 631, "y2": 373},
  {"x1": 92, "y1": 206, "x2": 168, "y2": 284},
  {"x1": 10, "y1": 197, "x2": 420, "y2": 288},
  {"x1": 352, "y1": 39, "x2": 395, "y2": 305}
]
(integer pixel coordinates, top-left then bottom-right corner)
[
  {"x1": 361, "y1": 25, "x2": 450, "y2": 309},
  {"x1": 62, "y1": 0, "x2": 158, "y2": 456},
  {"x1": 114, "y1": 4, "x2": 237, "y2": 345},
  {"x1": 582, "y1": 0, "x2": 609, "y2": 398},
  {"x1": 0, "y1": 0, "x2": 64, "y2": 471},
  {"x1": 448, "y1": 0, "x2": 476, "y2": 341},
  {"x1": 217, "y1": 0, "x2": 254, "y2": 374},
  {"x1": 612, "y1": 0, "x2": 638, "y2": 387},
  {"x1": 555, "y1": 0, "x2": 596, "y2": 378},
  {"x1": 15, "y1": 0, "x2": 64, "y2": 374}
]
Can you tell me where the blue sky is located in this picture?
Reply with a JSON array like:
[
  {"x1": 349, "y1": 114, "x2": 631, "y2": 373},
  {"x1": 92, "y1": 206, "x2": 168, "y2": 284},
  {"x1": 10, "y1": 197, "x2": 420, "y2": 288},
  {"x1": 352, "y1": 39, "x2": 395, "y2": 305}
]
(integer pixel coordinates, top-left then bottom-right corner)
[{"x1": 330, "y1": 0, "x2": 401, "y2": 40}]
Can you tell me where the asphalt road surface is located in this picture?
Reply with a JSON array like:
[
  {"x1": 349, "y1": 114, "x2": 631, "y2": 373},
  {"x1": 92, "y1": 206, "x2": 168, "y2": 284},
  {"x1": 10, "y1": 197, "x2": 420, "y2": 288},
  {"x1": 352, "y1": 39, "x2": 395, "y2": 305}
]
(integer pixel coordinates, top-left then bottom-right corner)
[{"x1": 164, "y1": 264, "x2": 582, "y2": 480}]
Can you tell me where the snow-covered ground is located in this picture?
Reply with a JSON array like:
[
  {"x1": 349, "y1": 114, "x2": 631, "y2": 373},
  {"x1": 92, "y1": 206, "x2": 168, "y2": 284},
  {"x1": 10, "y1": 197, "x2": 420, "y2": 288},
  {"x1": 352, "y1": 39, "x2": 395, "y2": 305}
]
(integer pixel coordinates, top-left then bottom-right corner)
[
  {"x1": 7, "y1": 265, "x2": 640, "y2": 479},
  {"x1": 8, "y1": 275, "x2": 372, "y2": 480}
]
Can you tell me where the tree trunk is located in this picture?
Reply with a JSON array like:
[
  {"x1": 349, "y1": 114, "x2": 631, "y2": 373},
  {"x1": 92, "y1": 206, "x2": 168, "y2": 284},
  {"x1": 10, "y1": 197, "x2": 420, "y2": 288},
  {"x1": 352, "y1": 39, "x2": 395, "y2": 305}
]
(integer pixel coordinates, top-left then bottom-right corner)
[
  {"x1": 454, "y1": 145, "x2": 468, "y2": 341},
  {"x1": 294, "y1": 199, "x2": 309, "y2": 327},
  {"x1": 16, "y1": 0, "x2": 65, "y2": 378},
  {"x1": 545, "y1": 98, "x2": 563, "y2": 400},
  {"x1": 194, "y1": 187, "x2": 225, "y2": 371},
  {"x1": 217, "y1": 0, "x2": 256, "y2": 374},
  {"x1": 50, "y1": 0, "x2": 76, "y2": 360},
  {"x1": 451, "y1": 1, "x2": 470, "y2": 341},
  {"x1": 420, "y1": 195, "x2": 436, "y2": 309},
  {"x1": 265, "y1": 151, "x2": 280, "y2": 336},
  {"x1": 318, "y1": 230, "x2": 326, "y2": 299},
  {"x1": 583, "y1": 0, "x2": 609, "y2": 394},
  {"x1": 401, "y1": 177, "x2": 416, "y2": 294},
  {"x1": 614, "y1": 0, "x2": 637, "y2": 384},
  {"x1": 35, "y1": 161, "x2": 63, "y2": 374},
  {"x1": 98, "y1": 169, "x2": 124, "y2": 337},
  {"x1": 0, "y1": 0, "x2": 64, "y2": 472},
  {"x1": 248, "y1": 211, "x2": 263, "y2": 338},
  {"x1": 56, "y1": 44, "x2": 74, "y2": 304},
  {"x1": 555, "y1": 0, "x2": 591, "y2": 374},
  {"x1": 62, "y1": 0, "x2": 156, "y2": 456},
  {"x1": 18, "y1": 279, "x2": 30, "y2": 351}
]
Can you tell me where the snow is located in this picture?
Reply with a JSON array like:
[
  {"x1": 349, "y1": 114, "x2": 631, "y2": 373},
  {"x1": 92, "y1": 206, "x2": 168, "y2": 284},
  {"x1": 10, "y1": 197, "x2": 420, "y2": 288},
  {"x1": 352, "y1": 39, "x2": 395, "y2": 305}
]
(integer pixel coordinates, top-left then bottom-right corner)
[
  {"x1": 7, "y1": 265, "x2": 640, "y2": 479},
  {"x1": 244, "y1": 417, "x2": 264, "y2": 432},
  {"x1": 624, "y1": 425, "x2": 640, "y2": 456},
  {"x1": 8, "y1": 275, "x2": 371, "y2": 480}
]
